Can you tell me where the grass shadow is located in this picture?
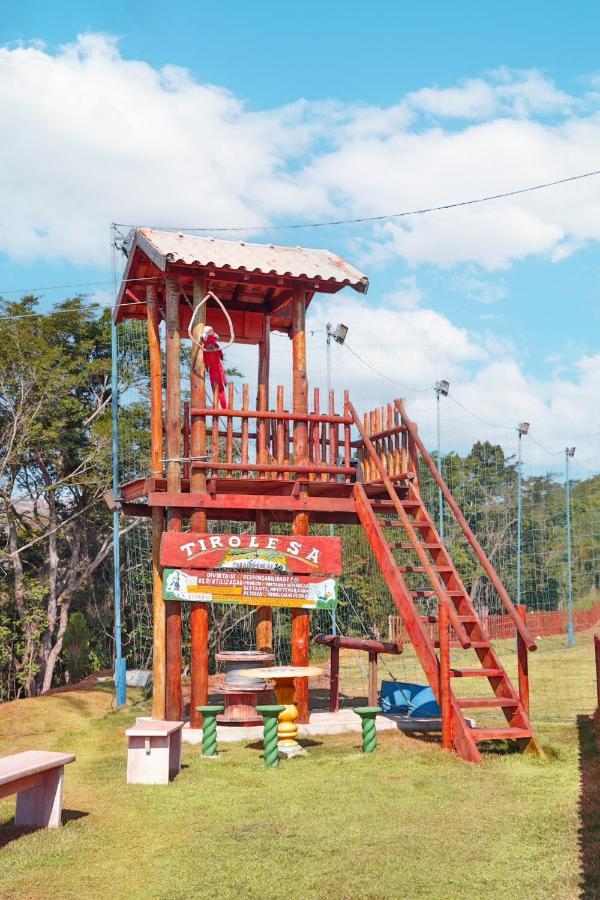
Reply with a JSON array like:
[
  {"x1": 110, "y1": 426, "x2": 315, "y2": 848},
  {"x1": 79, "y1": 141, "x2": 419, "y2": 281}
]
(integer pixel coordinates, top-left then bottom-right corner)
[
  {"x1": 577, "y1": 713, "x2": 600, "y2": 898},
  {"x1": 0, "y1": 809, "x2": 88, "y2": 847}
]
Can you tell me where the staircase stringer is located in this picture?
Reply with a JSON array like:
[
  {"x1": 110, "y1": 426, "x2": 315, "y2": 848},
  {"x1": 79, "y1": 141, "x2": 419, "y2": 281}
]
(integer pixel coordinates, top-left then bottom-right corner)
[{"x1": 353, "y1": 483, "x2": 482, "y2": 763}]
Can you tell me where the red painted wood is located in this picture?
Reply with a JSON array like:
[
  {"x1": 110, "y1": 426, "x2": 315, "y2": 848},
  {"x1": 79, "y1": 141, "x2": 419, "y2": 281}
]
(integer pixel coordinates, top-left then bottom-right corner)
[
  {"x1": 516, "y1": 605, "x2": 530, "y2": 716},
  {"x1": 330, "y1": 644, "x2": 340, "y2": 713},
  {"x1": 352, "y1": 483, "x2": 481, "y2": 764},
  {"x1": 160, "y1": 532, "x2": 342, "y2": 574},
  {"x1": 438, "y1": 598, "x2": 453, "y2": 751},
  {"x1": 595, "y1": 634, "x2": 600, "y2": 712},
  {"x1": 189, "y1": 407, "x2": 352, "y2": 424},
  {"x1": 396, "y1": 399, "x2": 537, "y2": 652},
  {"x1": 314, "y1": 635, "x2": 402, "y2": 655}
]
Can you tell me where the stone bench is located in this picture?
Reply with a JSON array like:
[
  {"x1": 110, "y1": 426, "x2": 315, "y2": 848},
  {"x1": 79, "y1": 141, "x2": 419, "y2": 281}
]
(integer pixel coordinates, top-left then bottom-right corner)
[
  {"x1": 125, "y1": 719, "x2": 183, "y2": 784},
  {"x1": 0, "y1": 750, "x2": 75, "y2": 829}
]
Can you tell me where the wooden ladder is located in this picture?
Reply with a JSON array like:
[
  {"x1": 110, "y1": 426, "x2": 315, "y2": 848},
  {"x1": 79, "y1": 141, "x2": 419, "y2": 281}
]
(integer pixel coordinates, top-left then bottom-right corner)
[{"x1": 350, "y1": 403, "x2": 543, "y2": 764}]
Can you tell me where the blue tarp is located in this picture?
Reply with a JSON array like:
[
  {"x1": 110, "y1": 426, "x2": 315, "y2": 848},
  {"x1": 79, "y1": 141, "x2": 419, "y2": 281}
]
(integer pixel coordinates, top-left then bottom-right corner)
[{"x1": 380, "y1": 680, "x2": 441, "y2": 718}]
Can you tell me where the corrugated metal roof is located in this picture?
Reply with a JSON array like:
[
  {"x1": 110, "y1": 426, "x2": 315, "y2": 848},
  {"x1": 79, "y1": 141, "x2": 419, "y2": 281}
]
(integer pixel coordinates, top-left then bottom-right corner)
[{"x1": 134, "y1": 227, "x2": 369, "y2": 293}]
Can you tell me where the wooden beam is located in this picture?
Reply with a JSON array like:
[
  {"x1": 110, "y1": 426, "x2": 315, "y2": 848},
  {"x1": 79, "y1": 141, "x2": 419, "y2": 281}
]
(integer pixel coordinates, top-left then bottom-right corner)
[
  {"x1": 165, "y1": 276, "x2": 183, "y2": 722},
  {"x1": 189, "y1": 273, "x2": 209, "y2": 729},
  {"x1": 291, "y1": 286, "x2": 310, "y2": 723},
  {"x1": 147, "y1": 283, "x2": 166, "y2": 720}
]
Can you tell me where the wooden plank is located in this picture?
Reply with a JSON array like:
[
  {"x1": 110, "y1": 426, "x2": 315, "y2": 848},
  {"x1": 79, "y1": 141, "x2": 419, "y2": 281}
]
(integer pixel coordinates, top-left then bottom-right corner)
[
  {"x1": 189, "y1": 273, "x2": 209, "y2": 729},
  {"x1": 314, "y1": 635, "x2": 402, "y2": 655},
  {"x1": 165, "y1": 275, "x2": 183, "y2": 722},
  {"x1": 148, "y1": 492, "x2": 357, "y2": 514},
  {"x1": 329, "y1": 643, "x2": 340, "y2": 713},
  {"x1": 516, "y1": 604, "x2": 530, "y2": 716},
  {"x1": 147, "y1": 283, "x2": 167, "y2": 721},
  {"x1": 368, "y1": 651, "x2": 378, "y2": 706},
  {"x1": 291, "y1": 285, "x2": 310, "y2": 724},
  {"x1": 438, "y1": 598, "x2": 452, "y2": 751},
  {"x1": 189, "y1": 407, "x2": 352, "y2": 425}
]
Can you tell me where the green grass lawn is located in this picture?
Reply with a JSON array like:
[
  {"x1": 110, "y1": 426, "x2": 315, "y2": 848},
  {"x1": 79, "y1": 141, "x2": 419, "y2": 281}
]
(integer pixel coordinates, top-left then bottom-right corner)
[{"x1": 0, "y1": 667, "x2": 598, "y2": 899}]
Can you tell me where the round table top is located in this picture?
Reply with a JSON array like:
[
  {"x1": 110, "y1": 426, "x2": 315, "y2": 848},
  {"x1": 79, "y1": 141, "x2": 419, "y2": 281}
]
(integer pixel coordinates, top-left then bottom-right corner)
[{"x1": 237, "y1": 665, "x2": 323, "y2": 680}]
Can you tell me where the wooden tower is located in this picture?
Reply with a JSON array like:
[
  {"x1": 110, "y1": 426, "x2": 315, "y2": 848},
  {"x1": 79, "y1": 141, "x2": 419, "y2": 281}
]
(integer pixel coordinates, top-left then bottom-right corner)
[{"x1": 115, "y1": 227, "x2": 543, "y2": 764}]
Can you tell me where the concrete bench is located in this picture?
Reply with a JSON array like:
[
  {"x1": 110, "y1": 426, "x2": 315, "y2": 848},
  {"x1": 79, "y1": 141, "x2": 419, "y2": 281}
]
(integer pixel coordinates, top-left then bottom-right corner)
[
  {"x1": 126, "y1": 719, "x2": 183, "y2": 784},
  {"x1": 0, "y1": 750, "x2": 75, "y2": 829}
]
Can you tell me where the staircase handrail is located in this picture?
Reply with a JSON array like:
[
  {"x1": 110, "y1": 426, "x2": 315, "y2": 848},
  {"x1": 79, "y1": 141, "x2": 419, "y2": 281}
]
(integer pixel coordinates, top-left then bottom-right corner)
[
  {"x1": 348, "y1": 401, "x2": 472, "y2": 649},
  {"x1": 395, "y1": 398, "x2": 537, "y2": 652}
]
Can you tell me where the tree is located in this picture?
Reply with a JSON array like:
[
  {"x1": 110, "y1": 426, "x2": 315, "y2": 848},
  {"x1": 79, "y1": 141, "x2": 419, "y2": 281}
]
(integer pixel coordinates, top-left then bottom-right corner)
[
  {"x1": 0, "y1": 295, "x2": 118, "y2": 696},
  {"x1": 62, "y1": 611, "x2": 90, "y2": 683}
]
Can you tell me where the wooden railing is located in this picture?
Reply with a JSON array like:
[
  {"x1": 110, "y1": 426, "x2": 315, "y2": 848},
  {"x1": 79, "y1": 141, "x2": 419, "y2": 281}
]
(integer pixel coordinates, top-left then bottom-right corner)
[
  {"x1": 357, "y1": 402, "x2": 415, "y2": 483},
  {"x1": 186, "y1": 383, "x2": 354, "y2": 482},
  {"x1": 395, "y1": 398, "x2": 537, "y2": 652}
]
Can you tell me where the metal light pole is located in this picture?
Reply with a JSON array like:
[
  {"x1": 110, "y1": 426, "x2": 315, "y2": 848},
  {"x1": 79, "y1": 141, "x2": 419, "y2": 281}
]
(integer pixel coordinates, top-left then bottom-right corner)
[
  {"x1": 434, "y1": 381, "x2": 449, "y2": 539},
  {"x1": 565, "y1": 446, "x2": 576, "y2": 648},
  {"x1": 111, "y1": 313, "x2": 127, "y2": 706},
  {"x1": 326, "y1": 322, "x2": 348, "y2": 636},
  {"x1": 516, "y1": 422, "x2": 529, "y2": 605}
]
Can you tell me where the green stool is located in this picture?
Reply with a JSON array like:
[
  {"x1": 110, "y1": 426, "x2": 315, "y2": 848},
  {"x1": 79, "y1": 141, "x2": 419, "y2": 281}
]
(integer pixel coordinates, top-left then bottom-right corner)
[
  {"x1": 256, "y1": 705, "x2": 286, "y2": 767},
  {"x1": 196, "y1": 705, "x2": 224, "y2": 758},
  {"x1": 353, "y1": 706, "x2": 382, "y2": 753}
]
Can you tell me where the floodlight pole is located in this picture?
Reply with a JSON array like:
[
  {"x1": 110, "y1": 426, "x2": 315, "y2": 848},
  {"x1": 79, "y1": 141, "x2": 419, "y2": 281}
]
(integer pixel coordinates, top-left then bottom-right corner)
[
  {"x1": 565, "y1": 448, "x2": 575, "y2": 648},
  {"x1": 326, "y1": 323, "x2": 337, "y2": 636},
  {"x1": 111, "y1": 313, "x2": 127, "y2": 707},
  {"x1": 435, "y1": 383, "x2": 444, "y2": 540}
]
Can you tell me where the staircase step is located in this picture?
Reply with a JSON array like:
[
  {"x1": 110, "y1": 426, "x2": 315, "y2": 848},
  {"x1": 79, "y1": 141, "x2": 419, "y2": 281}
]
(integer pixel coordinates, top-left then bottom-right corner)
[
  {"x1": 451, "y1": 668, "x2": 504, "y2": 678},
  {"x1": 397, "y1": 565, "x2": 453, "y2": 574},
  {"x1": 420, "y1": 614, "x2": 478, "y2": 624},
  {"x1": 412, "y1": 590, "x2": 464, "y2": 598},
  {"x1": 395, "y1": 542, "x2": 442, "y2": 550},
  {"x1": 457, "y1": 697, "x2": 519, "y2": 709},
  {"x1": 382, "y1": 520, "x2": 431, "y2": 529},
  {"x1": 434, "y1": 640, "x2": 489, "y2": 649},
  {"x1": 470, "y1": 727, "x2": 532, "y2": 741}
]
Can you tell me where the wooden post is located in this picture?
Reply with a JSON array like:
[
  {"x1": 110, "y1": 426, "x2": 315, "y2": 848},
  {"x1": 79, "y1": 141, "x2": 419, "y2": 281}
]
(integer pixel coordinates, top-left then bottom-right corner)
[
  {"x1": 330, "y1": 643, "x2": 340, "y2": 713},
  {"x1": 257, "y1": 315, "x2": 270, "y2": 410},
  {"x1": 189, "y1": 274, "x2": 209, "y2": 729},
  {"x1": 147, "y1": 283, "x2": 166, "y2": 720},
  {"x1": 595, "y1": 634, "x2": 600, "y2": 712},
  {"x1": 255, "y1": 511, "x2": 272, "y2": 652},
  {"x1": 165, "y1": 276, "x2": 183, "y2": 722},
  {"x1": 516, "y1": 604, "x2": 530, "y2": 716},
  {"x1": 290, "y1": 286, "x2": 310, "y2": 723},
  {"x1": 439, "y1": 597, "x2": 452, "y2": 750},
  {"x1": 368, "y1": 651, "x2": 378, "y2": 707}
]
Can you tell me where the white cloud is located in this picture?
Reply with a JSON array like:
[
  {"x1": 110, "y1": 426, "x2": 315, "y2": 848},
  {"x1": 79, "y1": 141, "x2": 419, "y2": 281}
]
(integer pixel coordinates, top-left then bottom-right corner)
[{"x1": 1, "y1": 35, "x2": 600, "y2": 273}]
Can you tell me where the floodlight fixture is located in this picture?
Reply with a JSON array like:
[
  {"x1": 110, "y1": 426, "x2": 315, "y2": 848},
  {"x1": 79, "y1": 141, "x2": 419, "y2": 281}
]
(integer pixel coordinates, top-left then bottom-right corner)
[
  {"x1": 567, "y1": 446, "x2": 576, "y2": 457},
  {"x1": 435, "y1": 380, "x2": 450, "y2": 396},
  {"x1": 333, "y1": 323, "x2": 348, "y2": 345},
  {"x1": 518, "y1": 422, "x2": 530, "y2": 436}
]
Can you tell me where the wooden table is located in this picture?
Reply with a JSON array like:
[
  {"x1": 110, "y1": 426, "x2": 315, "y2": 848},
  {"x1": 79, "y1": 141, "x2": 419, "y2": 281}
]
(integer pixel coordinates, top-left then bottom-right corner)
[{"x1": 239, "y1": 666, "x2": 322, "y2": 756}]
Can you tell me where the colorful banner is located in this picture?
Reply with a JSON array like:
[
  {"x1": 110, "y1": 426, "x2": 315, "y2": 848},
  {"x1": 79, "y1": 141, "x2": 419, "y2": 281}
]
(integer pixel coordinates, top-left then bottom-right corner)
[
  {"x1": 160, "y1": 532, "x2": 342, "y2": 575},
  {"x1": 163, "y1": 568, "x2": 339, "y2": 610}
]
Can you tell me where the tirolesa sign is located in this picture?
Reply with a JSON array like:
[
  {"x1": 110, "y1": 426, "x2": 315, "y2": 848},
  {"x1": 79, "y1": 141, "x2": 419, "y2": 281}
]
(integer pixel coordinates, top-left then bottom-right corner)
[
  {"x1": 162, "y1": 568, "x2": 338, "y2": 610},
  {"x1": 160, "y1": 532, "x2": 342, "y2": 576}
]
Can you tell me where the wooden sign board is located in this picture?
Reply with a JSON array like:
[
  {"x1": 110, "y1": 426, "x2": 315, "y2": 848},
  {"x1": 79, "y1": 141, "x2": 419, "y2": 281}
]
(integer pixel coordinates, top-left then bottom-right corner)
[
  {"x1": 160, "y1": 533, "x2": 342, "y2": 576},
  {"x1": 163, "y1": 568, "x2": 338, "y2": 610}
]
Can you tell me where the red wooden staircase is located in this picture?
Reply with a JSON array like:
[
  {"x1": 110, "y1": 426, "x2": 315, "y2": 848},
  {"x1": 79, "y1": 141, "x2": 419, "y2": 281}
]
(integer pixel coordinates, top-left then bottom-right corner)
[{"x1": 350, "y1": 400, "x2": 543, "y2": 764}]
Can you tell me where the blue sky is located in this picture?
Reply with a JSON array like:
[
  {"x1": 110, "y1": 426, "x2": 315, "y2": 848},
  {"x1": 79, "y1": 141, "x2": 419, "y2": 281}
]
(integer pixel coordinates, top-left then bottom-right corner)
[{"x1": 1, "y1": 2, "x2": 599, "y2": 465}]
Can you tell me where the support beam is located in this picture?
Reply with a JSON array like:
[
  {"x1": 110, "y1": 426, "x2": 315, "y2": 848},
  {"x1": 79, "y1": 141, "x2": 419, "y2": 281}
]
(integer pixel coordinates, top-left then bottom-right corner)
[
  {"x1": 147, "y1": 283, "x2": 166, "y2": 720},
  {"x1": 290, "y1": 287, "x2": 310, "y2": 723},
  {"x1": 257, "y1": 315, "x2": 271, "y2": 410},
  {"x1": 255, "y1": 511, "x2": 273, "y2": 651},
  {"x1": 189, "y1": 274, "x2": 209, "y2": 729},
  {"x1": 165, "y1": 276, "x2": 183, "y2": 721}
]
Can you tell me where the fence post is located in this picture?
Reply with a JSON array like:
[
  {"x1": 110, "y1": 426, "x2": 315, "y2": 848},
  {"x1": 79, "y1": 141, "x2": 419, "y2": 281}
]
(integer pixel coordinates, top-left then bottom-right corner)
[
  {"x1": 439, "y1": 598, "x2": 452, "y2": 750},
  {"x1": 595, "y1": 635, "x2": 600, "y2": 712},
  {"x1": 516, "y1": 604, "x2": 530, "y2": 715}
]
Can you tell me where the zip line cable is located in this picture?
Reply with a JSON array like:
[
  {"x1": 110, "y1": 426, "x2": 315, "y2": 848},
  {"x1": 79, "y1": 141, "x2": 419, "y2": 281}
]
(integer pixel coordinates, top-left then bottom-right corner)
[
  {"x1": 2, "y1": 165, "x2": 600, "y2": 301},
  {"x1": 342, "y1": 340, "x2": 434, "y2": 393},
  {"x1": 113, "y1": 167, "x2": 600, "y2": 233}
]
